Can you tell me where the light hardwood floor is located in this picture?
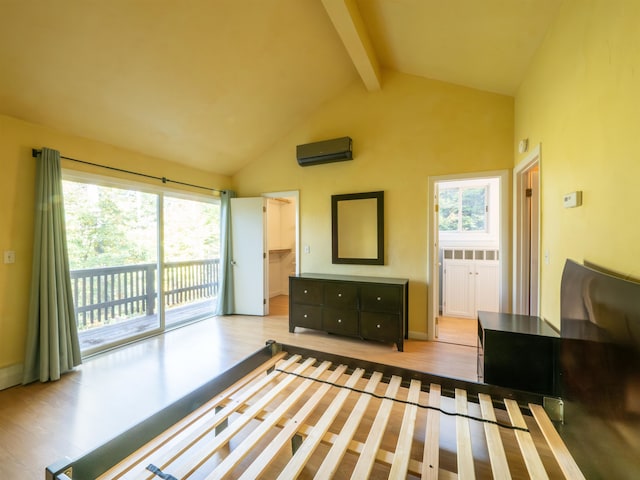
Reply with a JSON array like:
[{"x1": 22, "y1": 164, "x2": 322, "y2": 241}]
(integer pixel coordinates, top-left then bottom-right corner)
[
  {"x1": 435, "y1": 315, "x2": 478, "y2": 347},
  {"x1": 0, "y1": 296, "x2": 477, "y2": 478}
]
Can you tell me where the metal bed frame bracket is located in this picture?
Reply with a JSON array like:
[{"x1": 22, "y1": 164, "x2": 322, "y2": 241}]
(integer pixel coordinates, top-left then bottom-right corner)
[
  {"x1": 266, "y1": 339, "x2": 282, "y2": 356},
  {"x1": 544, "y1": 396, "x2": 564, "y2": 422}
]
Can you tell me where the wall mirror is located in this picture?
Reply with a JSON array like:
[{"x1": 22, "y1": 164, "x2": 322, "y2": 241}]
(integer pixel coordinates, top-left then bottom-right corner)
[{"x1": 331, "y1": 191, "x2": 384, "y2": 265}]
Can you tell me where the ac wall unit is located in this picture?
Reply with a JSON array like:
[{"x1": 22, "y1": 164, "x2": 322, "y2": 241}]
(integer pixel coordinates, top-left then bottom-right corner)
[{"x1": 296, "y1": 137, "x2": 352, "y2": 166}]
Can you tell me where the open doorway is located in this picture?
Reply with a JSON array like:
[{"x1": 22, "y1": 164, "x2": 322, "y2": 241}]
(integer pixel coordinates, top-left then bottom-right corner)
[
  {"x1": 264, "y1": 191, "x2": 299, "y2": 318},
  {"x1": 428, "y1": 171, "x2": 509, "y2": 346},
  {"x1": 514, "y1": 144, "x2": 541, "y2": 316}
]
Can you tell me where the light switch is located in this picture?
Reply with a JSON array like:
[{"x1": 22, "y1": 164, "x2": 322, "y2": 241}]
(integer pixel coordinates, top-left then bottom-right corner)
[
  {"x1": 563, "y1": 191, "x2": 582, "y2": 208},
  {"x1": 4, "y1": 250, "x2": 15, "y2": 264}
]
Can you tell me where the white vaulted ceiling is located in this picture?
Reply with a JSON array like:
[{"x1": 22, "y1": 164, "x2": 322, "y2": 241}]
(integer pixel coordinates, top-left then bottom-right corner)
[{"x1": 0, "y1": 0, "x2": 563, "y2": 175}]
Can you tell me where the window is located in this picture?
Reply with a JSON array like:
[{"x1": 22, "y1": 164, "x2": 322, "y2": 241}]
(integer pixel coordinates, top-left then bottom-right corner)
[
  {"x1": 62, "y1": 172, "x2": 220, "y2": 355},
  {"x1": 439, "y1": 185, "x2": 488, "y2": 233}
]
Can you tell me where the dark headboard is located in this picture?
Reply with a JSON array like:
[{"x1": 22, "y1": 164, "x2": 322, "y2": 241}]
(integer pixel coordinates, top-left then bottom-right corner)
[
  {"x1": 561, "y1": 259, "x2": 640, "y2": 416},
  {"x1": 559, "y1": 259, "x2": 640, "y2": 476}
]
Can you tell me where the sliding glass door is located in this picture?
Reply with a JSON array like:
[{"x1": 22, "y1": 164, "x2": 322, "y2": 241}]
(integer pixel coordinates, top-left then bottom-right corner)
[
  {"x1": 62, "y1": 174, "x2": 220, "y2": 355},
  {"x1": 163, "y1": 195, "x2": 220, "y2": 328}
]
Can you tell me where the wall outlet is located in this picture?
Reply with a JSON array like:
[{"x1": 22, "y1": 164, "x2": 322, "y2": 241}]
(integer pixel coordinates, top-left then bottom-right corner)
[
  {"x1": 304, "y1": 245, "x2": 311, "y2": 254},
  {"x1": 3, "y1": 250, "x2": 15, "y2": 264}
]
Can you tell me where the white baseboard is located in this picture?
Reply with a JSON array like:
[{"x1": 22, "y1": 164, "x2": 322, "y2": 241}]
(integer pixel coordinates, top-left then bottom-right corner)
[
  {"x1": 408, "y1": 330, "x2": 428, "y2": 341},
  {"x1": 0, "y1": 363, "x2": 23, "y2": 390}
]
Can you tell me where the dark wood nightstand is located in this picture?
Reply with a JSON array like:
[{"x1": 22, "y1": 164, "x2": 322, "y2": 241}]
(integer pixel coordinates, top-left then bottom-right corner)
[{"x1": 478, "y1": 311, "x2": 560, "y2": 396}]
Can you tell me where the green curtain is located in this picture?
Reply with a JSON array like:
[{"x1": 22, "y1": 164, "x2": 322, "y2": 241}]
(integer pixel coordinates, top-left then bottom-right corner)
[
  {"x1": 215, "y1": 190, "x2": 236, "y2": 315},
  {"x1": 22, "y1": 147, "x2": 82, "y2": 384}
]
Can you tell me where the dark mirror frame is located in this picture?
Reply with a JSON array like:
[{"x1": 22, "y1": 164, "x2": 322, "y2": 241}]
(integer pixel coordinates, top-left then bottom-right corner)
[{"x1": 331, "y1": 191, "x2": 384, "y2": 265}]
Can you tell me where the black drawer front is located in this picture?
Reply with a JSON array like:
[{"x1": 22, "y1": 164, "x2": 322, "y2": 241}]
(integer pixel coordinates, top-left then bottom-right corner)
[
  {"x1": 324, "y1": 283, "x2": 358, "y2": 308},
  {"x1": 322, "y1": 308, "x2": 358, "y2": 336},
  {"x1": 291, "y1": 305, "x2": 322, "y2": 330},
  {"x1": 291, "y1": 279, "x2": 323, "y2": 305},
  {"x1": 360, "y1": 312, "x2": 399, "y2": 341},
  {"x1": 361, "y1": 285, "x2": 402, "y2": 313}
]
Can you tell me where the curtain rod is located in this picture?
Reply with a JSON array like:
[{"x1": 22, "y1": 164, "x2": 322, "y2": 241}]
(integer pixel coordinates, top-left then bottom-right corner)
[{"x1": 31, "y1": 148, "x2": 225, "y2": 194}]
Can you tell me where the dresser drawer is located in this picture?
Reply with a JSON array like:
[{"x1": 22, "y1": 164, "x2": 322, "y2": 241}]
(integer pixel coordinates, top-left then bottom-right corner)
[
  {"x1": 361, "y1": 285, "x2": 402, "y2": 313},
  {"x1": 324, "y1": 283, "x2": 358, "y2": 308},
  {"x1": 322, "y1": 308, "x2": 358, "y2": 336},
  {"x1": 290, "y1": 305, "x2": 322, "y2": 330},
  {"x1": 290, "y1": 279, "x2": 323, "y2": 305},
  {"x1": 360, "y1": 312, "x2": 400, "y2": 341}
]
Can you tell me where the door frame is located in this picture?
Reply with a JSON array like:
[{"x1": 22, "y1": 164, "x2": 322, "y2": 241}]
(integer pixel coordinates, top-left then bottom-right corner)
[
  {"x1": 62, "y1": 169, "x2": 222, "y2": 355},
  {"x1": 427, "y1": 170, "x2": 510, "y2": 341},
  {"x1": 262, "y1": 190, "x2": 300, "y2": 277},
  {"x1": 513, "y1": 144, "x2": 541, "y2": 315}
]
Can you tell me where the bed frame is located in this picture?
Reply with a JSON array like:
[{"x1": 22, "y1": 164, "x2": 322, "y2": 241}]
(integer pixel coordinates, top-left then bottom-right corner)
[{"x1": 46, "y1": 341, "x2": 584, "y2": 479}]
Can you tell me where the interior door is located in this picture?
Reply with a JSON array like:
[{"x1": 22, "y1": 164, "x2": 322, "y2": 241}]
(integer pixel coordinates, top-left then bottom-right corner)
[
  {"x1": 528, "y1": 167, "x2": 540, "y2": 316},
  {"x1": 230, "y1": 197, "x2": 268, "y2": 315},
  {"x1": 431, "y1": 185, "x2": 440, "y2": 339}
]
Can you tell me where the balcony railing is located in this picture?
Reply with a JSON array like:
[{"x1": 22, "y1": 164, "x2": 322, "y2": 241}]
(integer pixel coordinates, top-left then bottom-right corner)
[{"x1": 70, "y1": 259, "x2": 220, "y2": 331}]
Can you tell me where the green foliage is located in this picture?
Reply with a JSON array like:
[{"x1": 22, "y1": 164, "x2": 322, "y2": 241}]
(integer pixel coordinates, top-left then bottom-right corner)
[
  {"x1": 163, "y1": 196, "x2": 220, "y2": 262},
  {"x1": 63, "y1": 181, "x2": 220, "y2": 270},
  {"x1": 439, "y1": 186, "x2": 486, "y2": 232}
]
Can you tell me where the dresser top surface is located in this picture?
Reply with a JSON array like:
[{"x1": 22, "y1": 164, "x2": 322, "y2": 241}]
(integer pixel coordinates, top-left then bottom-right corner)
[
  {"x1": 478, "y1": 311, "x2": 560, "y2": 338},
  {"x1": 292, "y1": 273, "x2": 408, "y2": 285}
]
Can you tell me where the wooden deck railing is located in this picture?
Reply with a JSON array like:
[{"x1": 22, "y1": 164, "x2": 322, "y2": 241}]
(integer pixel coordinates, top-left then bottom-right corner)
[{"x1": 70, "y1": 259, "x2": 220, "y2": 330}]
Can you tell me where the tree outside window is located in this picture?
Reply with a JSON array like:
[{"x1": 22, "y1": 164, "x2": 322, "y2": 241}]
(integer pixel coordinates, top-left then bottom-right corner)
[{"x1": 439, "y1": 186, "x2": 487, "y2": 232}]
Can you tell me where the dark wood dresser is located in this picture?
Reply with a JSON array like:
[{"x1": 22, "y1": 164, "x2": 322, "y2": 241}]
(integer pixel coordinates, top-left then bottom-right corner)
[
  {"x1": 477, "y1": 311, "x2": 560, "y2": 396},
  {"x1": 289, "y1": 273, "x2": 409, "y2": 351}
]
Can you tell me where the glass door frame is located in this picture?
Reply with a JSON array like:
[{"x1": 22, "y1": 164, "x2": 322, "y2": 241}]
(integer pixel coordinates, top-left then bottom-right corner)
[{"x1": 62, "y1": 169, "x2": 220, "y2": 356}]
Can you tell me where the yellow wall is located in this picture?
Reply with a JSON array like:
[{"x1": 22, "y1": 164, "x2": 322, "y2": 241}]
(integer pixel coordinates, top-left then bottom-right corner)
[
  {"x1": 0, "y1": 114, "x2": 231, "y2": 372},
  {"x1": 515, "y1": 0, "x2": 640, "y2": 327},
  {"x1": 233, "y1": 70, "x2": 514, "y2": 337}
]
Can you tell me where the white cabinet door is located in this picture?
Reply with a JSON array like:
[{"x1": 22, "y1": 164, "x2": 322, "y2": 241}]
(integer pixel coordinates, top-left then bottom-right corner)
[
  {"x1": 443, "y1": 258, "x2": 500, "y2": 318},
  {"x1": 443, "y1": 260, "x2": 475, "y2": 318},
  {"x1": 230, "y1": 197, "x2": 268, "y2": 315},
  {"x1": 475, "y1": 261, "x2": 500, "y2": 314}
]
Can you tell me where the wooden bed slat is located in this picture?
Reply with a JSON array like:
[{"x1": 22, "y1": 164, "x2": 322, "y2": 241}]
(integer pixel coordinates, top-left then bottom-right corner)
[
  {"x1": 276, "y1": 367, "x2": 366, "y2": 479},
  {"x1": 236, "y1": 363, "x2": 350, "y2": 479},
  {"x1": 128, "y1": 356, "x2": 320, "y2": 479},
  {"x1": 100, "y1": 351, "x2": 294, "y2": 480},
  {"x1": 314, "y1": 371, "x2": 383, "y2": 478},
  {"x1": 478, "y1": 393, "x2": 511, "y2": 480},
  {"x1": 389, "y1": 379, "x2": 422, "y2": 478},
  {"x1": 350, "y1": 375, "x2": 403, "y2": 479},
  {"x1": 505, "y1": 399, "x2": 549, "y2": 480},
  {"x1": 455, "y1": 388, "x2": 476, "y2": 479},
  {"x1": 208, "y1": 363, "x2": 350, "y2": 479},
  {"x1": 82, "y1": 349, "x2": 586, "y2": 480},
  {"x1": 294, "y1": 414, "x2": 456, "y2": 479},
  {"x1": 98, "y1": 352, "x2": 288, "y2": 479},
  {"x1": 422, "y1": 383, "x2": 442, "y2": 480},
  {"x1": 529, "y1": 403, "x2": 586, "y2": 480}
]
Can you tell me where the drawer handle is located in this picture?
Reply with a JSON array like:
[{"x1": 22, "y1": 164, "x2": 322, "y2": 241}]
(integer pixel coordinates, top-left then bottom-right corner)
[
  {"x1": 376, "y1": 324, "x2": 381, "y2": 328},
  {"x1": 304, "y1": 289, "x2": 308, "y2": 294},
  {"x1": 303, "y1": 314, "x2": 308, "y2": 318},
  {"x1": 377, "y1": 296, "x2": 382, "y2": 301},
  {"x1": 338, "y1": 293, "x2": 342, "y2": 297},
  {"x1": 338, "y1": 319, "x2": 342, "y2": 323}
]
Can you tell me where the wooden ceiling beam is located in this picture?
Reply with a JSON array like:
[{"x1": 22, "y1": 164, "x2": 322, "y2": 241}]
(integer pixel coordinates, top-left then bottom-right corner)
[{"x1": 321, "y1": 0, "x2": 381, "y2": 91}]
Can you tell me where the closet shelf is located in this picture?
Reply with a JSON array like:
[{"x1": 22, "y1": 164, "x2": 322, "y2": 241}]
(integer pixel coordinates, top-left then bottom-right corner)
[{"x1": 269, "y1": 248, "x2": 292, "y2": 255}]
